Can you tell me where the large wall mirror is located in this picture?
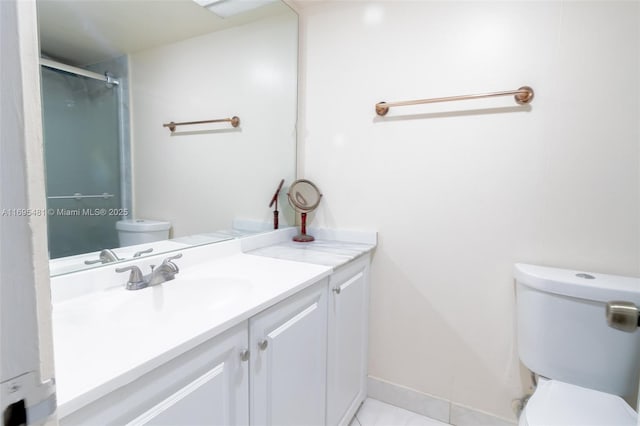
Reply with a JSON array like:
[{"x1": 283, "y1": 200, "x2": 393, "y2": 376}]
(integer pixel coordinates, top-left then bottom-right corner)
[{"x1": 37, "y1": 0, "x2": 298, "y2": 275}]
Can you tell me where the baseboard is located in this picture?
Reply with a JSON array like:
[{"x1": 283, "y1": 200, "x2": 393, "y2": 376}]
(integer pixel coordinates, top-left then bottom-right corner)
[
  {"x1": 367, "y1": 376, "x2": 516, "y2": 426},
  {"x1": 450, "y1": 402, "x2": 517, "y2": 426}
]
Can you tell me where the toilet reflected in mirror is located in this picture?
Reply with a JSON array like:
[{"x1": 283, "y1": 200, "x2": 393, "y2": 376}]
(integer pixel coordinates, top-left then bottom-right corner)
[{"x1": 116, "y1": 219, "x2": 171, "y2": 247}]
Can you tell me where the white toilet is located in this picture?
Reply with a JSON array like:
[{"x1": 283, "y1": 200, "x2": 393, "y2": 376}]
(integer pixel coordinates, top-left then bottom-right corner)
[
  {"x1": 515, "y1": 263, "x2": 640, "y2": 426},
  {"x1": 116, "y1": 219, "x2": 171, "y2": 247}
]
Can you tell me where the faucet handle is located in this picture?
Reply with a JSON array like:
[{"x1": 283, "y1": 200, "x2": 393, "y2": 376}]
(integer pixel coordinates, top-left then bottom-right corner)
[
  {"x1": 133, "y1": 247, "x2": 154, "y2": 258},
  {"x1": 100, "y1": 249, "x2": 120, "y2": 262},
  {"x1": 162, "y1": 253, "x2": 183, "y2": 272},
  {"x1": 115, "y1": 265, "x2": 147, "y2": 290},
  {"x1": 84, "y1": 248, "x2": 120, "y2": 265},
  {"x1": 163, "y1": 253, "x2": 183, "y2": 263}
]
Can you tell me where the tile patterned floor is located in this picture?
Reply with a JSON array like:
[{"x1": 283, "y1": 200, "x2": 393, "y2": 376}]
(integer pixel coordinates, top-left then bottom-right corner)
[{"x1": 351, "y1": 398, "x2": 451, "y2": 426}]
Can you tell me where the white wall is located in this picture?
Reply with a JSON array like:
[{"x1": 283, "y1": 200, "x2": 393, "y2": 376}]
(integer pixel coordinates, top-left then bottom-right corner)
[
  {"x1": 130, "y1": 11, "x2": 298, "y2": 237},
  {"x1": 298, "y1": 1, "x2": 639, "y2": 421},
  {"x1": 1, "y1": 0, "x2": 56, "y2": 422}
]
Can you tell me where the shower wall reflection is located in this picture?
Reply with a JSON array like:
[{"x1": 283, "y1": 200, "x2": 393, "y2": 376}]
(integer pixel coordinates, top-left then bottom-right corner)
[{"x1": 41, "y1": 58, "x2": 130, "y2": 258}]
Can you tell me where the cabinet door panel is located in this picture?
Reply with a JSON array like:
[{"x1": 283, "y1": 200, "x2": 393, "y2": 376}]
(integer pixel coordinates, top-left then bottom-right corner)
[
  {"x1": 128, "y1": 362, "x2": 230, "y2": 426},
  {"x1": 327, "y1": 257, "x2": 369, "y2": 426},
  {"x1": 61, "y1": 324, "x2": 249, "y2": 426},
  {"x1": 250, "y1": 280, "x2": 328, "y2": 426}
]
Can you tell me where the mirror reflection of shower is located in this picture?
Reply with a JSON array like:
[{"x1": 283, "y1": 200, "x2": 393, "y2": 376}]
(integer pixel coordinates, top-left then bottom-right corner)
[{"x1": 40, "y1": 57, "x2": 131, "y2": 259}]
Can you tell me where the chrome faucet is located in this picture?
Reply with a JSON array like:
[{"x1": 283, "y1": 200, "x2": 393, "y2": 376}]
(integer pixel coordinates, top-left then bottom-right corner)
[
  {"x1": 148, "y1": 254, "x2": 182, "y2": 286},
  {"x1": 115, "y1": 253, "x2": 183, "y2": 290},
  {"x1": 85, "y1": 249, "x2": 121, "y2": 265}
]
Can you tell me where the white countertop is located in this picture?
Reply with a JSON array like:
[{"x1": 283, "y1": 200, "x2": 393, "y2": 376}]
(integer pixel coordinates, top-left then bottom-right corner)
[
  {"x1": 52, "y1": 227, "x2": 376, "y2": 418},
  {"x1": 53, "y1": 252, "x2": 330, "y2": 417},
  {"x1": 247, "y1": 239, "x2": 376, "y2": 267}
]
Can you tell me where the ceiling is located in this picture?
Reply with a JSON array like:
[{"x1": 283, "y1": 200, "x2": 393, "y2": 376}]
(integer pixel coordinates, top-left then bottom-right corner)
[{"x1": 37, "y1": 0, "x2": 289, "y2": 66}]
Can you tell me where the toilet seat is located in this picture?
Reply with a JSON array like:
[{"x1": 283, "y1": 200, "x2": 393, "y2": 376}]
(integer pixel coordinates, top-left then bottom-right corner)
[{"x1": 519, "y1": 379, "x2": 637, "y2": 426}]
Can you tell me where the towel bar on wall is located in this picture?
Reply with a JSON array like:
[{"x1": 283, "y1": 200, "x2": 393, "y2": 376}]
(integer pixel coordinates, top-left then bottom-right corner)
[
  {"x1": 163, "y1": 116, "x2": 240, "y2": 132},
  {"x1": 47, "y1": 193, "x2": 115, "y2": 200},
  {"x1": 375, "y1": 86, "x2": 534, "y2": 116}
]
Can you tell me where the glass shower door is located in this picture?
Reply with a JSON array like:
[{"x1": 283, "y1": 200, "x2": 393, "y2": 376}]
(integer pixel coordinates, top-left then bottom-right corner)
[{"x1": 41, "y1": 67, "x2": 123, "y2": 259}]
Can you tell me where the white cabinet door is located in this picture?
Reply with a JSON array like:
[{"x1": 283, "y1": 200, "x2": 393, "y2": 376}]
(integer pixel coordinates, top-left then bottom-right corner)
[
  {"x1": 326, "y1": 256, "x2": 370, "y2": 426},
  {"x1": 126, "y1": 323, "x2": 249, "y2": 426},
  {"x1": 63, "y1": 323, "x2": 249, "y2": 426},
  {"x1": 250, "y1": 279, "x2": 328, "y2": 426},
  {"x1": 129, "y1": 362, "x2": 237, "y2": 426}
]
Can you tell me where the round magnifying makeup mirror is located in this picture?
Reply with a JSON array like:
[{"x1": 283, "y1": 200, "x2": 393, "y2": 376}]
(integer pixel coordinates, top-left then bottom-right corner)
[{"x1": 287, "y1": 179, "x2": 322, "y2": 242}]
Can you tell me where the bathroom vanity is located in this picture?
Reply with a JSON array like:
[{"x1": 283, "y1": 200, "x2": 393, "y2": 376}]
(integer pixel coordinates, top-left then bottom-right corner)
[{"x1": 51, "y1": 228, "x2": 375, "y2": 425}]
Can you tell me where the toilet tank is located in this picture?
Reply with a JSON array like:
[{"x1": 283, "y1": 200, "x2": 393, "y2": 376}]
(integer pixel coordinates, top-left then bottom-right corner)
[
  {"x1": 515, "y1": 263, "x2": 640, "y2": 398},
  {"x1": 116, "y1": 219, "x2": 171, "y2": 247}
]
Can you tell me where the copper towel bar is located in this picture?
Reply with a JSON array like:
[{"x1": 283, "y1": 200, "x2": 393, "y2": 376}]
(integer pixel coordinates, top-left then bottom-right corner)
[
  {"x1": 375, "y1": 86, "x2": 534, "y2": 116},
  {"x1": 163, "y1": 116, "x2": 240, "y2": 132}
]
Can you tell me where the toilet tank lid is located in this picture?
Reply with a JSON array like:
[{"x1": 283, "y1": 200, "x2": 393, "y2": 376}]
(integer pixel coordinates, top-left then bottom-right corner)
[
  {"x1": 116, "y1": 219, "x2": 171, "y2": 232},
  {"x1": 524, "y1": 379, "x2": 636, "y2": 426},
  {"x1": 514, "y1": 263, "x2": 640, "y2": 303}
]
